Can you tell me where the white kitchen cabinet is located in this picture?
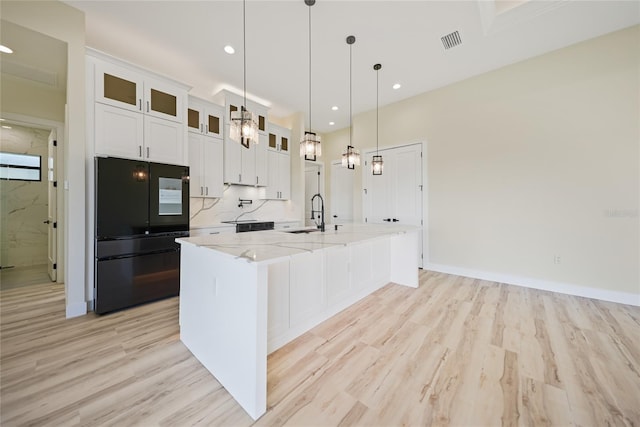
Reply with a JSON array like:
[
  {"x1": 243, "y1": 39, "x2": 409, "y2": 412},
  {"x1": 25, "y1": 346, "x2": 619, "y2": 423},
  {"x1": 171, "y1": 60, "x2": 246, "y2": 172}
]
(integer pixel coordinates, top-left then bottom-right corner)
[
  {"x1": 188, "y1": 97, "x2": 224, "y2": 197},
  {"x1": 264, "y1": 150, "x2": 290, "y2": 200},
  {"x1": 325, "y1": 245, "x2": 351, "y2": 306},
  {"x1": 255, "y1": 133, "x2": 268, "y2": 187},
  {"x1": 187, "y1": 96, "x2": 223, "y2": 139},
  {"x1": 263, "y1": 124, "x2": 290, "y2": 200},
  {"x1": 94, "y1": 103, "x2": 144, "y2": 160},
  {"x1": 89, "y1": 51, "x2": 189, "y2": 165},
  {"x1": 189, "y1": 224, "x2": 235, "y2": 236},
  {"x1": 289, "y1": 251, "x2": 325, "y2": 326},
  {"x1": 267, "y1": 260, "x2": 290, "y2": 342},
  {"x1": 188, "y1": 133, "x2": 223, "y2": 198},
  {"x1": 218, "y1": 90, "x2": 269, "y2": 186}
]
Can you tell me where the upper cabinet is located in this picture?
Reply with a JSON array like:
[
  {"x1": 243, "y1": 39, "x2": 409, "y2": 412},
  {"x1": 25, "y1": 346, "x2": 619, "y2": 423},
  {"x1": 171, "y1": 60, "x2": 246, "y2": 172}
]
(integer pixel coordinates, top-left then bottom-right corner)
[
  {"x1": 187, "y1": 96, "x2": 223, "y2": 139},
  {"x1": 88, "y1": 50, "x2": 190, "y2": 165},
  {"x1": 94, "y1": 61, "x2": 184, "y2": 123},
  {"x1": 263, "y1": 123, "x2": 291, "y2": 200},
  {"x1": 218, "y1": 90, "x2": 269, "y2": 186}
]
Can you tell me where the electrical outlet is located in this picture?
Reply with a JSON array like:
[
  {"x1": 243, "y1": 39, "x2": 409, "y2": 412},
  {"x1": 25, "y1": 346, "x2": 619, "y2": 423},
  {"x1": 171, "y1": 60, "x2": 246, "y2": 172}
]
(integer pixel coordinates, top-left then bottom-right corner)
[{"x1": 553, "y1": 255, "x2": 561, "y2": 264}]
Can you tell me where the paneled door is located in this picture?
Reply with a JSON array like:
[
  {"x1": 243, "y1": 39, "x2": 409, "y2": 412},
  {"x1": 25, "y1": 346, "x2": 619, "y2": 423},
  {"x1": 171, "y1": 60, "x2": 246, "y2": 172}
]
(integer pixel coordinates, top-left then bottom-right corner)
[{"x1": 363, "y1": 143, "x2": 423, "y2": 266}]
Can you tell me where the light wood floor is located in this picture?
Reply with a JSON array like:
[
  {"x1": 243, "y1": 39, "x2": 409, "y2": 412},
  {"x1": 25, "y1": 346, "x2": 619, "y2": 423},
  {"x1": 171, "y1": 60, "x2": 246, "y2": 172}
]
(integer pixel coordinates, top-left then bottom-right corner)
[
  {"x1": 0, "y1": 264, "x2": 51, "y2": 290},
  {"x1": 1, "y1": 271, "x2": 639, "y2": 426}
]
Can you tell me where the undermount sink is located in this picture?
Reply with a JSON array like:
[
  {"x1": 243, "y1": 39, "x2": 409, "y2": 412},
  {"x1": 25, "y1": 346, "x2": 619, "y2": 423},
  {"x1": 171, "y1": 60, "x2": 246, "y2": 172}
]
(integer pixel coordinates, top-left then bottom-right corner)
[{"x1": 285, "y1": 229, "x2": 320, "y2": 234}]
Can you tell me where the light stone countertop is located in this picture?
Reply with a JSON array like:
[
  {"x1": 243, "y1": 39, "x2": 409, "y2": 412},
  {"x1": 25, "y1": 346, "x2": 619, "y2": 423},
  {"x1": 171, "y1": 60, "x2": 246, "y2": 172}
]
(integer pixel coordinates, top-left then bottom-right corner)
[{"x1": 177, "y1": 223, "x2": 419, "y2": 264}]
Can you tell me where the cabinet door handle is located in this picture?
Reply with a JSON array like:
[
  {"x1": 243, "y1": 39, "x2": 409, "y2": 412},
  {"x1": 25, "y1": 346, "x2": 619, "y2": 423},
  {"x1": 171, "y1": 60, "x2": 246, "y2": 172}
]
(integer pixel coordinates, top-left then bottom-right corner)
[
  {"x1": 138, "y1": 99, "x2": 142, "y2": 111},
  {"x1": 139, "y1": 146, "x2": 142, "y2": 157},
  {"x1": 200, "y1": 124, "x2": 203, "y2": 132},
  {"x1": 239, "y1": 174, "x2": 241, "y2": 183},
  {"x1": 256, "y1": 176, "x2": 259, "y2": 185},
  {"x1": 383, "y1": 218, "x2": 391, "y2": 222},
  {"x1": 146, "y1": 101, "x2": 150, "y2": 113},
  {"x1": 200, "y1": 186, "x2": 203, "y2": 195},
  {"x1": 205, "y1": 187, "x2": 208, "y2": 196},
  {"x1": 205, "y1": 125, "x2": 208, "y2": 134},
  {"x1": 146, "y1": 147, "x2": 150, "y2": 158},
  {"x1": 392, "y1": 218, "x2": 399, "y2": 222}
]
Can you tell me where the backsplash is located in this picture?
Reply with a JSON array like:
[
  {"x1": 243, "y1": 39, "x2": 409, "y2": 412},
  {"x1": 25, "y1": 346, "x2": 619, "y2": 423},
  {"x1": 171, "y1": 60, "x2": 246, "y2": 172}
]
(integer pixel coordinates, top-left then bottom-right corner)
[{"x1": 189, "y1": 185, "x2": 300, "y2": 227}]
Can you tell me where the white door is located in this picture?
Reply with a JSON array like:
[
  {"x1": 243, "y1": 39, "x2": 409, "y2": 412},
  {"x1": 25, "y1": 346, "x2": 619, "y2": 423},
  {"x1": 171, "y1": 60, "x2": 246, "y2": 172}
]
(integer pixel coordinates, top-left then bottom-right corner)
[
  {"x1": 363, "y1": 143, "x2": 423, "y2": 265},
  {"x1": 47, "y1": 130, "x2": 57, "y2": 281},
  {"x1": 330, "y1": 161, "x2": 353, "y2": 224}
]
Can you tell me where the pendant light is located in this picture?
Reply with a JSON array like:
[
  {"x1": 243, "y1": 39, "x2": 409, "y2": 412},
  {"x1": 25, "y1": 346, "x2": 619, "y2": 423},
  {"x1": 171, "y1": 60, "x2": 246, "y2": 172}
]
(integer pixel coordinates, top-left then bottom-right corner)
[
  {"x1": 372, "y1": 63, "x2": 383, "y2": 175},
  {"x1": 342, "y1": 35, "x2": 360, "y2": 169},
  {"x1": 300, "y1": 0, "x2": 321, "y2": 161},
  {"x1": 229, "y1": 0, "x2": 259, "y2": 149}
]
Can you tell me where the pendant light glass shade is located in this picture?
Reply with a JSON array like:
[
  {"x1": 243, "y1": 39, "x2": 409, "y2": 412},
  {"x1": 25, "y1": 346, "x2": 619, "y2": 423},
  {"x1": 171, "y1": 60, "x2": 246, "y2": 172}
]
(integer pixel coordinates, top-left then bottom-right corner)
[
  {"x1": 372, "y1": 63, "x2": 383, "y2": 175},
  {"x1": 229, "y1": 0, "x2": 258, "y2": 149},
  {"x1": 372, "y1": 154, "x2": 383, "y2": 175},
  {"x1": 342, "y1": 145, "x2": 360, "y2": 169},
  {"x1": 343, "y1": 35, "x2": 360, "y2": 169},
  {"x1": 300, "y1": 131, "x2": 321, "y2": 160},
  {"x1": 230, "y1": 106, "x2": 259, "y2": 148},
  {"x1": 300, "y1": 0, "x2": 321, "y2": 160}
]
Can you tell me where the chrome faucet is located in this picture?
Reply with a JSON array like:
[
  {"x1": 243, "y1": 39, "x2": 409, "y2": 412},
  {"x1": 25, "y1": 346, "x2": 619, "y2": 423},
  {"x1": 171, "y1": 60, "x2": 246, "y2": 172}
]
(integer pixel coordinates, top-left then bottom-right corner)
[{"x1": 310, "y1": 193, "x2": 325, "y2": 232}]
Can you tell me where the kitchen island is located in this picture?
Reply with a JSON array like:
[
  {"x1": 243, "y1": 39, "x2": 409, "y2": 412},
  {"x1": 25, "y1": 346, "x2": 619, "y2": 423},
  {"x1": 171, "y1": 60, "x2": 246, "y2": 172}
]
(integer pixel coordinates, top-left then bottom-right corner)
[{"x1": 176, "y1": 223, "x2": 419, "y2": 420}]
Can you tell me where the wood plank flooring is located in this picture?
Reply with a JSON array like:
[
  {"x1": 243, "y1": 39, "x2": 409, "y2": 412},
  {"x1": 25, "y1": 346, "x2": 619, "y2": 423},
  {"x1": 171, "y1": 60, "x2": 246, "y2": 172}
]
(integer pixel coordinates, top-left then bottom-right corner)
[{"x1": 1, "y1": 270, "x2": 639, "y2": 426}]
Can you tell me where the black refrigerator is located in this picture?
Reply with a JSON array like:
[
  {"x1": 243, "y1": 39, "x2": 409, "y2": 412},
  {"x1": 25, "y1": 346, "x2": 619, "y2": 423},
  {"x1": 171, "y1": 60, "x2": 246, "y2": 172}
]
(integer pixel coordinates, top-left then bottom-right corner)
[{"x1": 94, "y1": 156, "x2": 189, "y2": 314}]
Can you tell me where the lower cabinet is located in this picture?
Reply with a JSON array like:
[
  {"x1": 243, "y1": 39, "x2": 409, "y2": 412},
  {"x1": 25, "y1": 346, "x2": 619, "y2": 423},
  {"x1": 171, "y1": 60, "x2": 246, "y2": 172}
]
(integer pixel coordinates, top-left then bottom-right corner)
[
  {"x1": 267, "y1": 260, "x2": 290, "y2": 340},
  {"x1": 325, "y1": 245, "x2": 351, "y2": 306},
  {"x1": 266, "y1": 239, "x2": 392, "y2": 353},
  {"x1": 289, "y1": 251, "x2": 325, "y2": 326}
]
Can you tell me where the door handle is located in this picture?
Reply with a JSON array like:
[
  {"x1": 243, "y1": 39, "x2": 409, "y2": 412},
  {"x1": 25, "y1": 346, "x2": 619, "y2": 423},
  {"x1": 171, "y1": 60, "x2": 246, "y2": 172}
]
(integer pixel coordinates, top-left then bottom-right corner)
[
  {"x1": 333, "y1": 215, "x2": 338, "y2": 218},
  {"x1": 43, "y1": 220, "x2": 51, "y2": 224}
]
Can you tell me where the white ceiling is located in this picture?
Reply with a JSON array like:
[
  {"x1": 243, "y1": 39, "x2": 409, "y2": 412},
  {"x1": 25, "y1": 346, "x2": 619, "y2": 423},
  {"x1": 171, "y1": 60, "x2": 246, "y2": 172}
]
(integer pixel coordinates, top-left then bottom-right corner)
[{"x1": 23, "y1": 1, "x2": 640, "y2": 132}]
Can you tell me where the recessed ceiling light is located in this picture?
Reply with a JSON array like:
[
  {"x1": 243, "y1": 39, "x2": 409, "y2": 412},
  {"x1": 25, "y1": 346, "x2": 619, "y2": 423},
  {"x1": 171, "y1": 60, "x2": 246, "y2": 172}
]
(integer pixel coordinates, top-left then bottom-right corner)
[
  {"x1": 224, "y1": 45, "x2": 235, "y2": 55},
  {"x1": 331, "y1": 106, "x2": 338, "y2": 111},
  {"x1": 329, "y1": 122, "x2": 335, "y2": 126},
  {"x1": 392, "y1": 83, "x2": 401, "y2": 90},
  {"x1": 0, "y1": 45, "x2": 13, "y2": 54}
]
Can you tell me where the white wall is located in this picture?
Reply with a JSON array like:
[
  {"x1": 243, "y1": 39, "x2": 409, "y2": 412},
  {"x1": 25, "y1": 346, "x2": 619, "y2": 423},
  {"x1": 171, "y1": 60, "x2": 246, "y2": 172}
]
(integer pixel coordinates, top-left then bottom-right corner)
[
  {"x1": 2, "y1": 0, "x2": 87, "y2": 317},
  {"x1": 323, "y1": 25, "x2": 639, "y2": 301},
  {"x1": 0, "y1": 125, "x2": 49, "y2": 267}
]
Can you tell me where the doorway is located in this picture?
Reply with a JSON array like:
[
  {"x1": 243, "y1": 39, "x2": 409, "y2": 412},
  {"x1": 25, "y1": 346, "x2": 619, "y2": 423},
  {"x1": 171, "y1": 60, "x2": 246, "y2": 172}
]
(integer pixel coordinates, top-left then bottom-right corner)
[
  {"x1": 304, "y1": 162, "x2": 324, "y2": 228},
  {"x1": 0, "y1": 122, "x2": 58, "y2": 289}
]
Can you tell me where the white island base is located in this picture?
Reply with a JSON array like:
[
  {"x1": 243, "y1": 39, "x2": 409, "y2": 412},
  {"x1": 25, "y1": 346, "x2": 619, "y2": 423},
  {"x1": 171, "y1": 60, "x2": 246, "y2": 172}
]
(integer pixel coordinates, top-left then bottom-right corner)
[{"x1": 177, "y1": 224, "x2": 419, "y2": 420}]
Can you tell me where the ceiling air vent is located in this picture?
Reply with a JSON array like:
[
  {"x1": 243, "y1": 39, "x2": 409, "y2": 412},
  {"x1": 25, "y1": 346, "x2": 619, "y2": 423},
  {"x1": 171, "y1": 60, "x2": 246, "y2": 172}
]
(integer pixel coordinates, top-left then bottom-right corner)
[{"x1": 441, "y1": 31, "x2": 462, "y2": 50}]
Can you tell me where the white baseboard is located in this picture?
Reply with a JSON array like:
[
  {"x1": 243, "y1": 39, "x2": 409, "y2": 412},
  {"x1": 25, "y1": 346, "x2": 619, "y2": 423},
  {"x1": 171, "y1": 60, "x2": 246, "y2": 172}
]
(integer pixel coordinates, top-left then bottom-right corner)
[
  {"x1": 66, "y1": 301, "x2": 88, "y2": 318},
  {"x1": 425, "y1": 262, "x2": 640, "y2": 307}
]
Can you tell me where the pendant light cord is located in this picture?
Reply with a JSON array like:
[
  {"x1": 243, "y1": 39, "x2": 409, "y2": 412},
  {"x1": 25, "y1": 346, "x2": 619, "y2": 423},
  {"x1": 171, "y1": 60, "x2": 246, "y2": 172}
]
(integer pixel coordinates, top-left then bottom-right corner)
[
  {"x1": 243, "y1": 0, "x2": 247, "y2": 110},
  {"x1": 376, "y1": 66, "x2": 379, "y2": 155},
  {"x1": 349, "y1": 42, "x2": 353, "y2": 148},
  {"x1": 308, "y1": 3, "x2": 312, "y2": 132}
]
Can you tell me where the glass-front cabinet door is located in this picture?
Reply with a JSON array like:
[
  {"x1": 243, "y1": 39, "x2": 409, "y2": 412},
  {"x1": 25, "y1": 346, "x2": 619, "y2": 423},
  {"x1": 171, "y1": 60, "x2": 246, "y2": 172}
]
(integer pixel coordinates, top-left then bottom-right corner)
[
  {"x1": 95, "y1": 62, "x2": 143, "y2": 113},
  {"x1": 280, "y1": 135, "x2": 289, "y2": 153},
  {"x1": 144, "y1": 78, "x2": 184, "y2": 123},
  {"x1": 187, "y1": 108, "x2": 202, "y2": 134},
  {"x1": 204, "y1": 106, "x2": 223, "y2": 138}
]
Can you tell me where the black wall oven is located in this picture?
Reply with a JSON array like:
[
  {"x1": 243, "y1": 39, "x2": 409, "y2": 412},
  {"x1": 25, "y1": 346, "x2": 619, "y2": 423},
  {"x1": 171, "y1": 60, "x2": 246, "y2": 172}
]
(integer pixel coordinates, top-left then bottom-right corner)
[{"x1": 95, "y1": 156, "x2": 189, "y2": 314}]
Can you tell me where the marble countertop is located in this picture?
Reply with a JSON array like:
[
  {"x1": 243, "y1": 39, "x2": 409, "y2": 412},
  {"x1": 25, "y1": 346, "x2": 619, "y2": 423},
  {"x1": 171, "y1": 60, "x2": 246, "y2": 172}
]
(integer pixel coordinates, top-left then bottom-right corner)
[{"x1": 177, "y1": 223, "x2": 419, "y2": 263}]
